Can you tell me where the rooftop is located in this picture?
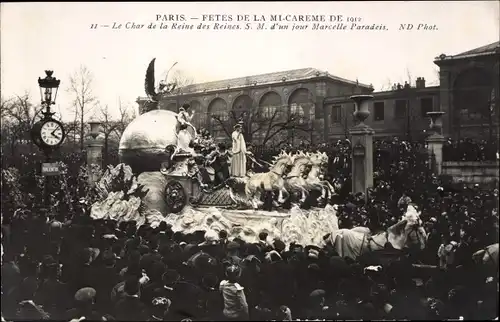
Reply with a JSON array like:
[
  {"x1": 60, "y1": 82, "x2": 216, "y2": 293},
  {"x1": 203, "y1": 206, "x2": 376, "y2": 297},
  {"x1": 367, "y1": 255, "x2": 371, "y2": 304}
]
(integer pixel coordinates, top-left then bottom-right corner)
[
  {"x1": 174, "y1": 67, "x2": 372, "y2": 94},
  {"x1": 435, "y1": 41, "x2": 500, "y2": 62}
]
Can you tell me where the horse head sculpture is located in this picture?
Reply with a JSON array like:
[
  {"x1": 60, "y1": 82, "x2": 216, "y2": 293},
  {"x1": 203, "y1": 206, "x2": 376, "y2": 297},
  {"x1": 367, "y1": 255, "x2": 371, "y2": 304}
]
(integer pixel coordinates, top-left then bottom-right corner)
[
  {"x1": 270, "y1": 151, "x2": 295, "y2": 177},
  {"x1": 307, "y1": 151, "x2": 329, "y2": 180},
  {"x1": 288, "y1": 151, "x2": 313, "y2": 179}
]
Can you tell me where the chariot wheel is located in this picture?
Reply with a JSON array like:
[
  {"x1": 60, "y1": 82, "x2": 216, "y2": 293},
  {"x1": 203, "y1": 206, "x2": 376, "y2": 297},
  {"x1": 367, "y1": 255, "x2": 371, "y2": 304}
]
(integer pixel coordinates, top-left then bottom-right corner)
[{"x1": 164, "y1": 180, "x2": 187, "y2": 213}]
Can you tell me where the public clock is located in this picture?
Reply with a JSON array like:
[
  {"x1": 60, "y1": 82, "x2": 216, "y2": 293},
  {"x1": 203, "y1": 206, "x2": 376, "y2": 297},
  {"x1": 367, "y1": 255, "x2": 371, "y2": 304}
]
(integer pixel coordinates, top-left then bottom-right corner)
[{"x1": 31, "y1": 119, "x2": 66, "y2": 149}]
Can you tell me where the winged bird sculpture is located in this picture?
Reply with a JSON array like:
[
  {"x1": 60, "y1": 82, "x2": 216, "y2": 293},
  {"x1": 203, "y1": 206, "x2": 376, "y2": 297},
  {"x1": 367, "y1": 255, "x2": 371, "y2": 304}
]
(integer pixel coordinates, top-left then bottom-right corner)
[
  {"x1": 142, "y1": 58, "x2": 160, "y2": 114},
  {"x1": 141, "y1": 58, "x2": 178, "y2": 114}
]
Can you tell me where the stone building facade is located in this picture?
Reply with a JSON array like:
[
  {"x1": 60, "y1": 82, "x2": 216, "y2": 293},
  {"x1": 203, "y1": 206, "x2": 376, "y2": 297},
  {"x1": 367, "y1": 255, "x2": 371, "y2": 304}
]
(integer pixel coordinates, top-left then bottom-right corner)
[
  {"x1": 434, "y1": 41, "x2": 500, "y2": 141},
  {"x1": 324, "y1": 79, "x2": 440, "y2": 141},
  {"x1": 137, "y1": 68, "x2": 373, "y2": 146}
]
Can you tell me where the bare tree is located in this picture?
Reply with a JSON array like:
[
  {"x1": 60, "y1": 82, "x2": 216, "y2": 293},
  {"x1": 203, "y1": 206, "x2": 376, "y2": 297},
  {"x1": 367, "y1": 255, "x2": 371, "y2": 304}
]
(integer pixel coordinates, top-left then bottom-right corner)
[
  {"x1": 67, "y1": 65, "x2": 98, "y2": 151},
  {"x1": 380, "y1": 77, "x2": 395, "y2": 91},
  {"x1": 97, "y1": 98, "x2": 136, "y2": 165},
  {"x1": 159, "y1": 69, "x2": 195, "y2": 96},
  {"x1": 170, "y1": 69, "x2": 195, "y2": 87},
  {"x1": 210, "y1": 106, "x2": 314, "y2": 146},
  {"x1": 427, "y1": 67, "x2": 441, "y2": 86},
  {"x1": 0, "y1": 92, "x2": 41, "y2": 155},
  {"x1": 405, "y1": 67, "x2": 413, "y2": 87}
]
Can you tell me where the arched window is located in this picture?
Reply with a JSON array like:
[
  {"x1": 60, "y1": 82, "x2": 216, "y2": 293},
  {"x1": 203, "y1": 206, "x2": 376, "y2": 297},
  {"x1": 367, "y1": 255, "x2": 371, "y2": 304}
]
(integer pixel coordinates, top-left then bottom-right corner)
[
  {"x1": 258, "y1": 91, "x2": 282, "y2": 120},
  {"x1": 189, "y1": 100, "x2": 205, "y2": 130},
  {"x1": 453, "y1": 68, "x2": 495, "y2": 124},
  {"x1": 207, "y1": 98, "x2": 228, "y2": 139}
]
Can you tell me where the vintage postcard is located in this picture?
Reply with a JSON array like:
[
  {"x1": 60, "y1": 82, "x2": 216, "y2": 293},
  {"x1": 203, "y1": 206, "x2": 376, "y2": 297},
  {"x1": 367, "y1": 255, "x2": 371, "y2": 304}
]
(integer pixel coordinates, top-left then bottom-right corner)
[{"x1": 1, "y1": 2, "x2": 499, "y2": 321}]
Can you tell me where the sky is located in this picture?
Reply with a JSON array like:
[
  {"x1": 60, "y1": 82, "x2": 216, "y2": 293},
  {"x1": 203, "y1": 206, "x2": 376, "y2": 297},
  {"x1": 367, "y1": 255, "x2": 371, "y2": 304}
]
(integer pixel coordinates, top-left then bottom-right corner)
[{"x1": 1, "y1": 1, "x2": 498, "y2": 122}]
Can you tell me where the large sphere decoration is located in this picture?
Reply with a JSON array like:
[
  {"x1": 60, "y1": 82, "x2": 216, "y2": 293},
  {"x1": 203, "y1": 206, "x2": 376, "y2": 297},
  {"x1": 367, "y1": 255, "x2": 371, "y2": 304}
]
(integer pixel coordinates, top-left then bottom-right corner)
[{"x1": 119, "y1": 109, "x2": 179, "y2": 173}]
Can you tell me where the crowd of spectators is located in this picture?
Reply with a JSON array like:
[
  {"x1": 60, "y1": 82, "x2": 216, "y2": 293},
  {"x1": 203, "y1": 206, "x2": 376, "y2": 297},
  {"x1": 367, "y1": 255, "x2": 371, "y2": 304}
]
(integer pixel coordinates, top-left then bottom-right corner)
[
  {"x1": 1, "y1": 139, "x2": 498, "y2": 321},
  {"x1": 443, "y1": 138, "x2": 498, "y2": 162}
]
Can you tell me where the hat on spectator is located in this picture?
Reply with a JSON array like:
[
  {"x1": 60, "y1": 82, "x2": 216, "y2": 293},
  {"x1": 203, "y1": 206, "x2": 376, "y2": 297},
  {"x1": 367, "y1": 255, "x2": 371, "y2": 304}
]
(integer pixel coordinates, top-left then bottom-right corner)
[
  {"x1": 152, "y1": 296, "x2": 172, "y2": 309},
  {"x1": 308, "y1": 263, "x2": 321, "y2": 273},
  {"x1": 265, "y1": 250, "x2": 282, "y2": 263},
  {"x1": 124, "y1": 277, "x2": 140, "y2": 296},
  {"x1": 273, "y1": 239, "x2": 286, "y2": 253},
  {"x1": 41, "y1": 255, "x2": 57, "y2": 267},
  {"x1": 162, "y1": 269, "x2": 180, "y2": 286},
  {"x1": 102, "y1": 250, "x2": 116, "y2": 266},
  {"x1": 290, "y1": 243, "x2": 304, "y2": 253},
  {"x1": 75, "y1": 287, "x2": 96, "y2": 302},
  {"x1": 138, "y1": 244, "x2": 150, "y2": 255},
  {"x1": 198, "y1": 230, "x2": 219, "y2": 246},
  {"x1": 225, "y1": 264, "x2": 241, "y2": 279},
  {"x1": 309, "y1": 289, "x2": 326, "y2": 299},
  {"x1": 82, "y1": 247, "x2": 100, "y2": 264},
  {"x1": 49, "y1": 220, "x2": 62, "y2": 229},
  {"x1": 202, "y1": 273, "x2": 219, "y2": 290},
  {"x1": 183, "y1": 243, "x2": 199, "y2": 256},
  {"x1": 305, "y1": 245, "x2": 321, "y2": 259},
  {"x1": 241, "y1": 255, "x2": 262, "y2": 272},
  {"x1": 278, "y1": 305, "x2": 292, "y2": 321}
]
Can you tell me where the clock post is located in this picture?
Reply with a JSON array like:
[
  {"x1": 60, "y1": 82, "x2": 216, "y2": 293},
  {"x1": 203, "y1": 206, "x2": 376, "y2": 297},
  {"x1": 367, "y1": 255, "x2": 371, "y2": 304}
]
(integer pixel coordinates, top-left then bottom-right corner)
[{"x1": 31, "y1": 70, "x2": 65, "y2": 213}]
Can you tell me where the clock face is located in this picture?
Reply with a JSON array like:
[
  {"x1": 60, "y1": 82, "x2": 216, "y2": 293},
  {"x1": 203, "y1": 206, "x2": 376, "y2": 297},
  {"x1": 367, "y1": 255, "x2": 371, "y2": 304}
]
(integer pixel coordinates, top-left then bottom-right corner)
[{"x1": 40, "y1": 121, "x2": 64, "y2": 146}]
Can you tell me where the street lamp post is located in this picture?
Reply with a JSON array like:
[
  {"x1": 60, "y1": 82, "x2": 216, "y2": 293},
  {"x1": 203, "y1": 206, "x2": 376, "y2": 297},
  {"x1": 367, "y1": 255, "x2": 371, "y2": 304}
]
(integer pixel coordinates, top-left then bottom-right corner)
[
  {"x1": 31, "y1": 70, "x2": 65, "y2": 213},
  {"x1": 87, "y1": 119, "x2": 103, "y2": 186}
]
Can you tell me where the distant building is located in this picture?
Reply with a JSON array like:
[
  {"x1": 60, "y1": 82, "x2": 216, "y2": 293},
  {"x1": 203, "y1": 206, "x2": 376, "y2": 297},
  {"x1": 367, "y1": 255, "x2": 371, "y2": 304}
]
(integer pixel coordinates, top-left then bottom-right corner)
[
  {"x1": 137, "y1": 68, "x2": 373, "y2": 145},
  {"x1": 325, "y1": 41, "x2": 499, "y2": 142},
  {"x1": 324, "y1": 78, "x2": 439, "y2": 140},
  {"x1": 434, "y1": 41, "x2": 499, "y2": 141}
]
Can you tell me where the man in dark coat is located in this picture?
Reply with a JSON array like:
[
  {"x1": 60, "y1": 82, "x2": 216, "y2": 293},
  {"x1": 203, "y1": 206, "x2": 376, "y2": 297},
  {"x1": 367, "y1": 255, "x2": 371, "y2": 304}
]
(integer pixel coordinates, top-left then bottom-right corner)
[
  {"x1": 114, "y1": 277, "x2": 149, "y2": 321},
  {"x1": 89, "y1": 250, "x2": 120, "y2": 314}
]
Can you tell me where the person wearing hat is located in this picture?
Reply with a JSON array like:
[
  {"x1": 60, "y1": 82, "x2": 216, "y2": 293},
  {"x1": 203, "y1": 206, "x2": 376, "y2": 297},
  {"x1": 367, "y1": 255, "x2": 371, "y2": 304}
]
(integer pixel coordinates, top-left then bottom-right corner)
[
  {"x1": 224, "y1": 240, "x2": 242, "y2": 267},
  {"x1": 219, "y1": 265, "x2": 249, "y2": 320},
  {"x1": 114, "y1": 277, "x2": 149, "y2": 321},
  {"x1": 438, "y1": 239, "x2": 458, "y2": 270},
  {"x1": 149, "y1": 297, "x2": 172, "y2": 321},
  {"x1": 35, "y1": 258, "x2": 69, "y2": 319},
  {"x1": 66, "y1": 287, "x2": 104, "y2": 321},
  {"x1": 305, "y1": 289, "x2": 334, "y2": 320},
  {"x1": 304, "y1": 245, "x2": 322, "y2": 261},
  {"x1": 230, "y1": 120, "x2": 247, "y2": 178}
]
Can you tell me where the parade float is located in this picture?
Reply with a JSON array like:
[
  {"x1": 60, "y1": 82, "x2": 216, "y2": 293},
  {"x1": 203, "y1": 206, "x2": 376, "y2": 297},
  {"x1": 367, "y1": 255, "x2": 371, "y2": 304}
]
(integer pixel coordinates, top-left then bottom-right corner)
[{"x1": 89, "y1": 59, "x2": 341, "y2": 246}]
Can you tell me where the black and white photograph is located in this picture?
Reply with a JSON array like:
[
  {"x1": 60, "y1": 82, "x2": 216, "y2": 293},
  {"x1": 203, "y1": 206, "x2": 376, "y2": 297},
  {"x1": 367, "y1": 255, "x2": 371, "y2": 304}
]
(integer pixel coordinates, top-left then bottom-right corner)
[{"x1": 1, "y1": 1, "x2": 499, "y2": 321}]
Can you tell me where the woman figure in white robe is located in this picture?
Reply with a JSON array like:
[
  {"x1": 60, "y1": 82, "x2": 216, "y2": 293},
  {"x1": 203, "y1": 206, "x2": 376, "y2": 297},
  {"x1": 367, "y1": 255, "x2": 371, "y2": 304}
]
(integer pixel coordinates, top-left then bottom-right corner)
[
  {"x1": 230, "y1": 122, "x2": 247, "y2": 177},
  {"x1": 175, "y1": 103, "x2": 196, "y2": 155}
]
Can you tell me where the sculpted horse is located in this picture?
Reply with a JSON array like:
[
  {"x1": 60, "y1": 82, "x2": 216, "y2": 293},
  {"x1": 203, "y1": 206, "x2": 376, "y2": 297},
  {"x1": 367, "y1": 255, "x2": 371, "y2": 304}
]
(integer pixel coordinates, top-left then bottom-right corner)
[
  {"x1": 472, "y1": 243, "x2": 498, "y2": 273},
  {"x1": 284, "y1": 151, "x2": 313, "y2": 205},
  {"x1": 305, "y1": 151, "x2": 336, "y2": 204},
  {"x1": 227, "y1": 151, "x2": 294, "y2": 209},
  {"x1": 330, "y1": 204, "x2": 428, "y2": 261}
]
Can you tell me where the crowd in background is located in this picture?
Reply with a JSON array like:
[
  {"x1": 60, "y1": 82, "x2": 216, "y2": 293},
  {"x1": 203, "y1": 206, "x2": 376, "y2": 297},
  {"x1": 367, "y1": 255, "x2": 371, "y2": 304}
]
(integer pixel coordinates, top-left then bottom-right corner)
[
  {"x1": 443, "y1": 138, "x2": 498, "y2": 162},
  {"x1": 1, "y1": 138, "x2": 499, "y2": 321}
]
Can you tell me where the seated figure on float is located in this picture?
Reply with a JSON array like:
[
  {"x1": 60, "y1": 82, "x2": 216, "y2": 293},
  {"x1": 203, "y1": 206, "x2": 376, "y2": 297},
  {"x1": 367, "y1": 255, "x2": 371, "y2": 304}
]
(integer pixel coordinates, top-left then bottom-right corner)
[
  {"x1": 174, "y1": 103, "x2": 197, "y2": 156},
  {"x1": 205, "y1": 142, "x2": 231, "y2": 189},
  {"x1": 160, "y1": 103, "x2": 198, "y2": 177}
]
